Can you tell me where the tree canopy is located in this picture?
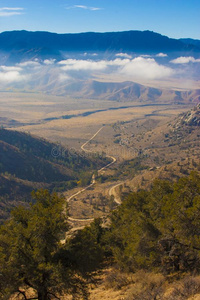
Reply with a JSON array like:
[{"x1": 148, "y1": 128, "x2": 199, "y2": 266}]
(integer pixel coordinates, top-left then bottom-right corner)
[
  {"x1": 0, "y1": 190, "x2": 78, "y2": 300},
  {"x1": 107, "y1": 172, "x2": 200, "y2": 273}
]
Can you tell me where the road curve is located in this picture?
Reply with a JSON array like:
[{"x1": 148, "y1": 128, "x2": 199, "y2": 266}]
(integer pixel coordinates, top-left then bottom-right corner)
[
  {"x1": 80, "y1": 126, "x2": 117, "y2": 176},
  {"x1": 67, "y1": 126, "x2": 117, "y2": 203},
  {"x1": 108, "y1": 182, "x2": 123, "y2": 205},
  {"x1": 81, "y1": 127, "x2": 104, "y2": 153},
  {"x1": 66, "y1": 126, "x2": 120, "y2": 224},
  {"x1": 67, "y1": 182, "x2": 94, "y2": 203}
]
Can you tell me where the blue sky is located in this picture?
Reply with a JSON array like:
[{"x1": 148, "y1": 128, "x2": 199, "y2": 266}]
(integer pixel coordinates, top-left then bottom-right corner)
[{"x1": 0, "y1": 0, "x2": 199, "y2": 39}]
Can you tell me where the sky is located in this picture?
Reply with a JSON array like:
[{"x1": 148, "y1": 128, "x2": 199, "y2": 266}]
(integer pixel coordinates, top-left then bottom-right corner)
[{"x1": 0, "y1": 0, "x2": 199, "y2": 39}]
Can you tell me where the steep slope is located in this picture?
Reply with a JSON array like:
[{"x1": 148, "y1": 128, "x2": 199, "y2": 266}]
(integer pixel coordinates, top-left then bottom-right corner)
[
  {"x1": 0, "y1": 129, "x2": 109, "y2": 221},
  {"x1": 0, "y1": 140, "x2": 71, "y2": 183},
  {"x1": 175, "y1": 102, "x2": 200, "y2": 126},
  {"x1": 0, "y1": 128, "x2": 109, "y2": 182}
]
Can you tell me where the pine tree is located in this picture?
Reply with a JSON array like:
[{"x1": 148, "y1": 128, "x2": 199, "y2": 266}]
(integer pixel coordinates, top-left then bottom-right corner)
[{"x1": 0, "y1": 189, "x2": 76, "y2": 300}]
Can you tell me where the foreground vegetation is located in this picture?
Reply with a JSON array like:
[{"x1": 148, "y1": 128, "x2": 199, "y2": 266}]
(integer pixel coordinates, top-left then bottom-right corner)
[
  {"x1": 0, "y1": 190, "x2": 96, "y2": 300},
  {"x1": 0, "y1": 171, "x2": 199, "y2": 299},
  {"x1": 107, "y1": 171, "x2": 200, "y2": 273}
]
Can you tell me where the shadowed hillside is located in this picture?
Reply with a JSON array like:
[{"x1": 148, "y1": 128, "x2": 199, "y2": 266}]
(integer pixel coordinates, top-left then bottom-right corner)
[{"x1": 0, "y1": 129, "x2": 109, "y2": 221}]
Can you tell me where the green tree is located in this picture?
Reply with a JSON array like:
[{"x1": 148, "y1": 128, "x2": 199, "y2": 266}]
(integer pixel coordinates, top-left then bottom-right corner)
[
  {"x1": 107, "y1": 189, "x2": 160, "y2": 271},
  {"x1": 107, "y1": 172, "x2": 200, "y2": 273},
  {"x1": 66, "y1": 218, "x2": 104, "y2": 275},
  {"x1": 155, "y1": 172, "x2": 200, "y2": 273},
  {"x1": 0, "y1": 189, "x2": 85, "y2": 300}
]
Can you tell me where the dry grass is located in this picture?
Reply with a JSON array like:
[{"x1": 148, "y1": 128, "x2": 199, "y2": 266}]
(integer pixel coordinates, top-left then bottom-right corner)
[
  {"x1": 9, "y1": 270, "x2": 200, "y2": 300},
  {"x1": 88, "y1": 269, "x2": 200, "y2": 300}
]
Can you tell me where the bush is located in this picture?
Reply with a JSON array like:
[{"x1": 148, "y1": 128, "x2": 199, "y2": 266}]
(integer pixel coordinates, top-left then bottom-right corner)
[
  {"x1": 167, "y1": 276, "x2": 200, "y2": 300},
  {"x1": 104, "y1": 269, "x2": 130, "y2": 290},
  {"x1": 125, "y1": 271, "x2": 165, "y2": 300}
]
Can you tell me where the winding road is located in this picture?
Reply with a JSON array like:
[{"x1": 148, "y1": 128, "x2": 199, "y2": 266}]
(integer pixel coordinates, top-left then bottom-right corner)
[
  {"x1": 80, "y1": 126, "x2": 117, "y2": 176},
  {"x1": 67, "y1": 126, "x2": 122, "y2": 223},
  {"x1": 108, "y1": 182, "x2": 123, "y2": 205}
]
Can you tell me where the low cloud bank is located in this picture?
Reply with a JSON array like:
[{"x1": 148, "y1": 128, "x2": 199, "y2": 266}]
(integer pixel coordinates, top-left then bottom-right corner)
[
  {"x1": 0, "y1": 65, "x2": 27, "y2": 83},
  {"x1": 58, "y1": 59, "x2": 108, "y2": 71},
  {"x1": 0, "y1": 56, "x2": 181, "y2": 86},
  {"x1": 120, "y1": 57, "x2": 173, "y2": 79},
  {"x1": 171, "y1": 56, "x2": 200, "y2": 64},
  {"x1": 58, "y1": 57, "x2": 174, "y2": 80}
]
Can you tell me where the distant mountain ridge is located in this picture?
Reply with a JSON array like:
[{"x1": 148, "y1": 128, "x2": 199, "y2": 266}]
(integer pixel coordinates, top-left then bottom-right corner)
[
  {"x1": 180, "y1": 38, "x2": 200, "y2": 48},
  {"x1": 47, "y1": 79, "x2": 200, "y2": 104},
  {"x1": 0, "y1": 30, "x2": 199, "y2": 63}
]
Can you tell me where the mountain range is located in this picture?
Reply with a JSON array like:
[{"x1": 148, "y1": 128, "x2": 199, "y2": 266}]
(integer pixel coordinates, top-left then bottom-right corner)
[
  {"x1": 51, "y1": 80, "x2": 200, "y2": 103},
  {"x1": 0, "y1": 30, "x2": 199, "y2": 63},
  {"x1": 180, "y1": 38, "x2": 200, "y2": 48}
]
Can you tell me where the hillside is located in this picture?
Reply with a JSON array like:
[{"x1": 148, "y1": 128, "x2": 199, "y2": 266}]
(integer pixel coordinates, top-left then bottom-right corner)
[
  {"x1": 0, "y1": 30, "x2": 199, "y2": 63},
  {"x1": 56, "y1": 80, "x2": 200, "y2": 103},
  {"x1": 94, "y1": 102, "x2": 200, "y2": 200},
  {"x1": 175, "y1": 102, "x2": 200, "y2": 126},
  {"x1": 0, "y1": 129, "x2": 109, "y2": 221},
  {"x1": 115, "y1": 102, "x2": 200, "y2": 168}
]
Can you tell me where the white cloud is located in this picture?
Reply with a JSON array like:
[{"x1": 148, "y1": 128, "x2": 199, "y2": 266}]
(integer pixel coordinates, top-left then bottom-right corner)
[
  {"x1": 58, "y1": 57, "x2": 174, "y2": 80},
  {"x1": 120, "y1": 57, "x2": 174, "y2": 80},
  {"x1": 83, "y1": 52, "x2": 98, "y2": 57},
  {"x1": 17, "y1": 60, "x2": 41, "y2": 68},
  {"x1": 43, "y1": 59, "x2": 56, "y2": 65},
  {"x1": 156, "y1": 53, "x2": 168, "y2": 57},
  {"x1": 0, "y1": 56, "x2": 175, "y2": 87},
  {"x1": 0, "y1": 66, "x2": 22, "y2": 72},
  {"x1": 0, "y1": 71, "x2": 26, "y2": 83},
  {"x1": 0, "y1": 61, "x2": 41, "y2": 84},
  {"x1": 0, "y1": 11, "x2": 22, "y2": 16},
  {"x1": 0, "y1": 63, "x2": 29, "y2": 83},
  {"x1": 140, "y1": 54, "x2": 152, "y2": 58},
  {"x1": 58, "y1": 59, "x2": 107, "y2": 71},
  {"x1": 0, "y1": 7, "x2": 24, "y2": 11},
  {"x1": 108, "y1": 58, "x2": 130, "y2": 66},
  {"x1": 66, "y1": 5, "x2": 102, "y2": 11},
  {"x1": 170, "y1": 56, "x2": 200, "y2": 64},
  {"x1": 116, "y1": 53, "x2": 132, "y2": 59},
  {"x1": 75, "y1": 5, "x2": 87, "y2": 9},
  {"x1": 0, "y1": 7, "x2": 24, "y2": 17}
]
